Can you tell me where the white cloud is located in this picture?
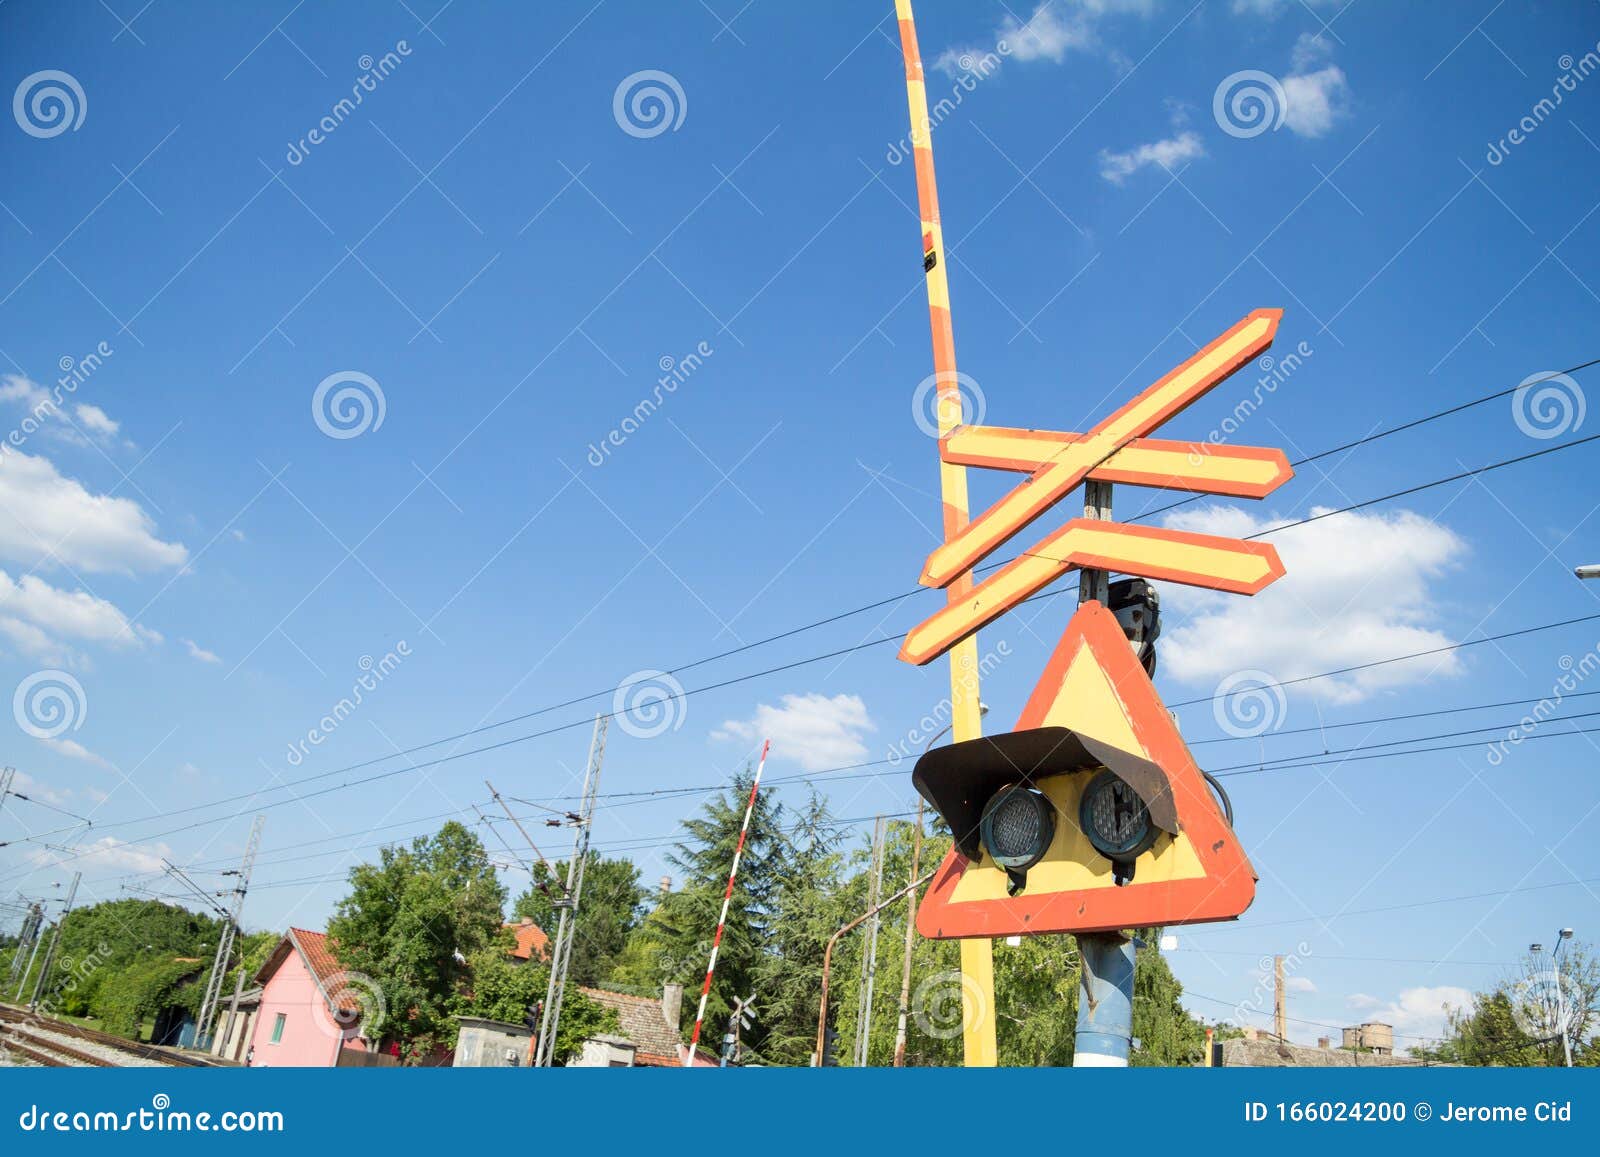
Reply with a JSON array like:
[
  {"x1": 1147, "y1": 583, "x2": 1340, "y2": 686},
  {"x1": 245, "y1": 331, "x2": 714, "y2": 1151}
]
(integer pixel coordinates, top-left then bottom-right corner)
[
  {"x1": 934, "y1": 0, "x2": 1154, "y2": 74},
  {"x1": 1160, "y1": 506, "x2": 1468, "y2": 704},
  {"x1": 0, "y1": 569, "x2": 160, "y2": 660},
  {"x1": 1230, "y1": 0, "x2": 1341, "y2": 12},
  {"x1": 35, "y1": 836, "x2": 169, "y2": 874},
  {"x1": 713, "y1": 692, "x2": 875, "y2": 771},
  {"x1": 1285, "y1": 975, "x2": 1317, "y2": 993},
  {"x1": 0, "y1": 375, "x2": 123, "y2": 448},
  {"x1": 40, "y1": 736, "x2": 116, "y2": 770},
  {"x1": 1099, "y1": 129, "x2": 1205, "y2": 183},
  {"x1": 0, "y1": 449, "x2": 186, "y2": 574},
  {"x1": 1281, "y1": 69, "x2": 1350, "y2": 138},
  {"x1": 183, "y1": 638, "x2": 221, "y2": 664},
  {"x1": 1347, "y1": 992, "x2": 1381, "y2": 1010},
  {"x1": 73, "y1": 404, "x2": 119, "y2": 438},
  {"x1": 1360, "y1": 985, "x2": 1476, "y2": 1047}
]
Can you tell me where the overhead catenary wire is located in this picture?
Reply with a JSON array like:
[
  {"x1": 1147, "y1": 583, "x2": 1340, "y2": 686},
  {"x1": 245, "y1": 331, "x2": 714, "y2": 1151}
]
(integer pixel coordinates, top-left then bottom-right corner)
[
  {"x1": 8, "y1": 602, "x2": 1600, "y2": 890},
  {"x1": 9, "y1": 375, "x2": 1590, "y2": 863},
  {"x1": 6, "y1": 379, "x2": 1600, "y2": 885}
]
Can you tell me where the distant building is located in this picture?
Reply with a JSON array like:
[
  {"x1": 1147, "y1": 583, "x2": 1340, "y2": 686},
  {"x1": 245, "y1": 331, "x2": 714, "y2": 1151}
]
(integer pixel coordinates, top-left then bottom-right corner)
[
  {"x1": 247, "y1": 928, "x2": 374, "y2": 1067},
  {"x1": 576, "y1": 983, "x2": 715, "y2": 1067},
  {"x1": 507, "y1": 917, "x2": 549, "y2": 964},
  {"x1": 453, "y1": 1016, "x2": 532, "y2": 1067},
  {"x1": 211, "y1": 987, "x2": 261, "y2": 1063}
]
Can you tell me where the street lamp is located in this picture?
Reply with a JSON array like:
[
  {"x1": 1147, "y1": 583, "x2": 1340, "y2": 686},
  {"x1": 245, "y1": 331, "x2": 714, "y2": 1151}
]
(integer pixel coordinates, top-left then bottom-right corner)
[
  {"x1": 1532, "y1": 930, "x2": 1576, "y2": 1067},
  {"x1": 1576, "y1": 565, "x2": 1600, "y2": 580}
]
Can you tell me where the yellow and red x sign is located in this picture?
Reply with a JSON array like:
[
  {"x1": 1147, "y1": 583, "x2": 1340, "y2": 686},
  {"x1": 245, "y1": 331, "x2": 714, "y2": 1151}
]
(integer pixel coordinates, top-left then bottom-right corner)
[{"x1": 900, "y1": 309, "x2": 1294, "y2": 667}]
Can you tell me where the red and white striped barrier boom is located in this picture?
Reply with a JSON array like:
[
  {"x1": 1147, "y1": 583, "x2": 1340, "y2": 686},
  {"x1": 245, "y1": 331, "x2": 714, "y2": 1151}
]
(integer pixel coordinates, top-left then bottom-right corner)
[{"x1": 684, "y1": 738, "x2": 771, "y2": 1065}]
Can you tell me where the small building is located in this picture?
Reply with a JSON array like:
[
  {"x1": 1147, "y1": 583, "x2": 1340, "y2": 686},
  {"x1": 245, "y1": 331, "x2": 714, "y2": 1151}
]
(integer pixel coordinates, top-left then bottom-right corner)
[
  {"x1": 247, "y1": 928, "x2": 375, "y2": 1067},
  {"x1": 1342, "y1": 1021, "x2": 1394, "y2": 1054},
  {"x1": 507, "y1": 917, "x2": 549, "y2": 964},
  {"x1": 453, "y1": 1016, "x2": 532, "y2": 1067},
  {"x1": 211, "y1": 987, "x2": 261, "y2": 1063},
  {"x1": 576, "y1": 983, "x2": 715, "y2": 1067}
]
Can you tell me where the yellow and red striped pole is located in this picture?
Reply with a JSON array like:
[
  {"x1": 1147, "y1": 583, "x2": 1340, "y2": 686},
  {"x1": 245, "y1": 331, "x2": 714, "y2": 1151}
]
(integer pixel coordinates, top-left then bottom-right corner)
[{"x1": 893, "y1": 0, "x2": 997, "y2": 1068}]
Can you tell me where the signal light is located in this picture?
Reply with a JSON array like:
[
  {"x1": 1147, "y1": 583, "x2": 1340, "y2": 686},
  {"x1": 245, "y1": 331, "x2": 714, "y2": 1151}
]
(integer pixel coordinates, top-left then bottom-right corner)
[
  {"x1": 978, "y1": 785, "x2": 1055, "y2": 895},
  {"x1": 1079, "y1": 769, "x2": 1158, "y2": 883},
  {"x1": 911, "y1": 726, "x2": 1180, "y2": 896},
  {"x1": 1108, "y1": 577, "x2": 1160, "y2": 676}
]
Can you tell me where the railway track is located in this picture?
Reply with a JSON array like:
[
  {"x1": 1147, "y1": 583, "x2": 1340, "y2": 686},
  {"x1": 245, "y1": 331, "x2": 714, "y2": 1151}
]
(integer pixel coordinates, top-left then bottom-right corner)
[{"x1": 0, "y1": 1003, "x2": 217, "y2": 1067}]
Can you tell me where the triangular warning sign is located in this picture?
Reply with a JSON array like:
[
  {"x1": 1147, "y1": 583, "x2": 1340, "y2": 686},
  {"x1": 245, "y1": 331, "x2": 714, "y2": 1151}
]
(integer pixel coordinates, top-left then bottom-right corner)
[{"x1": 916, "y1": 601, "x2": 1256, "y2": 939}]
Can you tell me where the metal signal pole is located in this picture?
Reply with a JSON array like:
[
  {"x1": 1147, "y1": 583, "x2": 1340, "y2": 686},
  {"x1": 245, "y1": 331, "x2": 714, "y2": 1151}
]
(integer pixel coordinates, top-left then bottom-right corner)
[
  {"x1": 28, "y1": 871, "x2": 79, "y2": 1011},
  {"x1": 6, "y1": 901, "x2": 43, "y2": 990},
  {"x1": 852, "y1": 815, "x2": 888, "y2": 1065},
  {"x1": 1071, "y1": 480, "x2": 1138, "y2": 1068},
  {"x1": 534, "y1": 714, "x2": 607, "y2": 1068},
  {"x1": 198, "y1": 816, "x2": 263, "y2": 1052},
  {"x1": 892, "y1": 799, "x2": 924, "y2": 1066},
  {"x1": 894, "y1": 0, "x2": 995, "y2": 1068}
]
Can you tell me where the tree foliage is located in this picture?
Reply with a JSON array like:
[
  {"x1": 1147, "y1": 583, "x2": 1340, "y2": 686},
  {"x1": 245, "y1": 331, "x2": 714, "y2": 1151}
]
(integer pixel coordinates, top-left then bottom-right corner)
[
  {"x1": 1414, "y1": 942, "x2": 1600, "y2": 1066},
  {"x1": 327, "y1": 821, "x2": 507, "y2": 1061},
  {"x1": 513, "y1": 853, "x2": 645, "y2": 986}
]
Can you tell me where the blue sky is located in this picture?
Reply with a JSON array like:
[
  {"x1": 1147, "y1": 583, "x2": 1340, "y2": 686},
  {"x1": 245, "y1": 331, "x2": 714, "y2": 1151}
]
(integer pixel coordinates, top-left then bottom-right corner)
[{"x1": 2, "y1": 0, "x2": 1599, "y2": 1050}]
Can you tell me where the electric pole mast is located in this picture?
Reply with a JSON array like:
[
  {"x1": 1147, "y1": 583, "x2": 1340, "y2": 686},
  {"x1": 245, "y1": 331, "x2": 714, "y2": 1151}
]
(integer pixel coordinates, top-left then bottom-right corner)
[
  {"x1": 6, "y1": 901, "x2": 43, "y2": 990},
  {"x1": 28, "y1": 870, "x2": 79, "y2": 1010},
  {"x1": 0, "y1": 767, "x2": 16, "y2": 820},
  {"x1": 852, "y1": 815, "x2": 887, "y2": 1065},
  {"x1": 533, "y1": 714, "x2": 606, "y2": 1068},
  {"x1": 198, "y1": 816, "x2": 263, "y2": 1051}
]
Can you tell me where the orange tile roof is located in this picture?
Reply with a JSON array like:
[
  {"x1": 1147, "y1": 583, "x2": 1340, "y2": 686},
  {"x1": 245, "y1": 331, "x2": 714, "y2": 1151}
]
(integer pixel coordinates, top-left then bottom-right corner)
[
  {"x1": 506, "y1": 919, "x2": 549, "y2": 962},
  {"x1": 580, "y1": 987, "x2": 688, "y2": 1067}
]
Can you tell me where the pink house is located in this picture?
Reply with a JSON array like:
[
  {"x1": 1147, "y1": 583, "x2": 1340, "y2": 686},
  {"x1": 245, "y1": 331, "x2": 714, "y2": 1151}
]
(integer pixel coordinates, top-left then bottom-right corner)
[{"x1": 247, "y1": 928, "x2": 375, "y2": 1067}]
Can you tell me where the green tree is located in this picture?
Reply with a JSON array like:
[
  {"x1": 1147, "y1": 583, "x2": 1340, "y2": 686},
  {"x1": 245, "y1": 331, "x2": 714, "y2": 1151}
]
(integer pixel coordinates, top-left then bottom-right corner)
[
  {"x1": 750, "y1": 789, "x2": 846, "y2": 1065},
  {"x1": 1417, "y1": 942, "x2": 1600, "y2": 1066},
  {"x1": 512, "y1": 854, "x2": 645, "y2": 986},
  {"x1": 453, "y1": 946, "x2": 619, "y2": 1063},
  {"x1": 327, "y1": 821, "x2": 507, "y2": 1062},
  {"x1": 610, "y1": 767, "x2": 789, "y2": 1052}
]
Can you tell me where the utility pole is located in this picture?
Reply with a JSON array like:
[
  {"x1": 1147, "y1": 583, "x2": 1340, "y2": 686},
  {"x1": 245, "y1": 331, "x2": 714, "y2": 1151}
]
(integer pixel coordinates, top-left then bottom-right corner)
[
  {"x1": 892, "y1": 799, "x2": 924, "y2": 1066},
  {"x1": 852, "y1": 815, "x2": 887, "y2": 1066},
  {"x1": 0, "y1": 767, "x2": 15, "y2": 820},
  {"x1": 893, "y1": 0, "x2": 995, "y2": 1069},
  {"x1": 533, "y1": 714, "x2": 606, "y2": 1068},
  {"x1": 1070, "y1": 475, "x2": 1139, "y2": 1069},
  {"x1": 1273, "y1": 954, "x2": 1287, "y2": 1042},
  {"x1": 28, "y1": 871, "x2": 79, "y2": 1011},
  {"x1": 201, "y1": 816, "x2": 263, "y2": 1053},
  {"x1": 6, "y1": 901, "x2": 42, "y2": 990}
]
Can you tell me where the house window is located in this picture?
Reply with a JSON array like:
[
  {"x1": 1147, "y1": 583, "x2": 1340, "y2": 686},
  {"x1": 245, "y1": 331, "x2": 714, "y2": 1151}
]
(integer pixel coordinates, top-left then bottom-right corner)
[{"x1": 270, "y1": 1013, "x2": 286, "y2": 1044}]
